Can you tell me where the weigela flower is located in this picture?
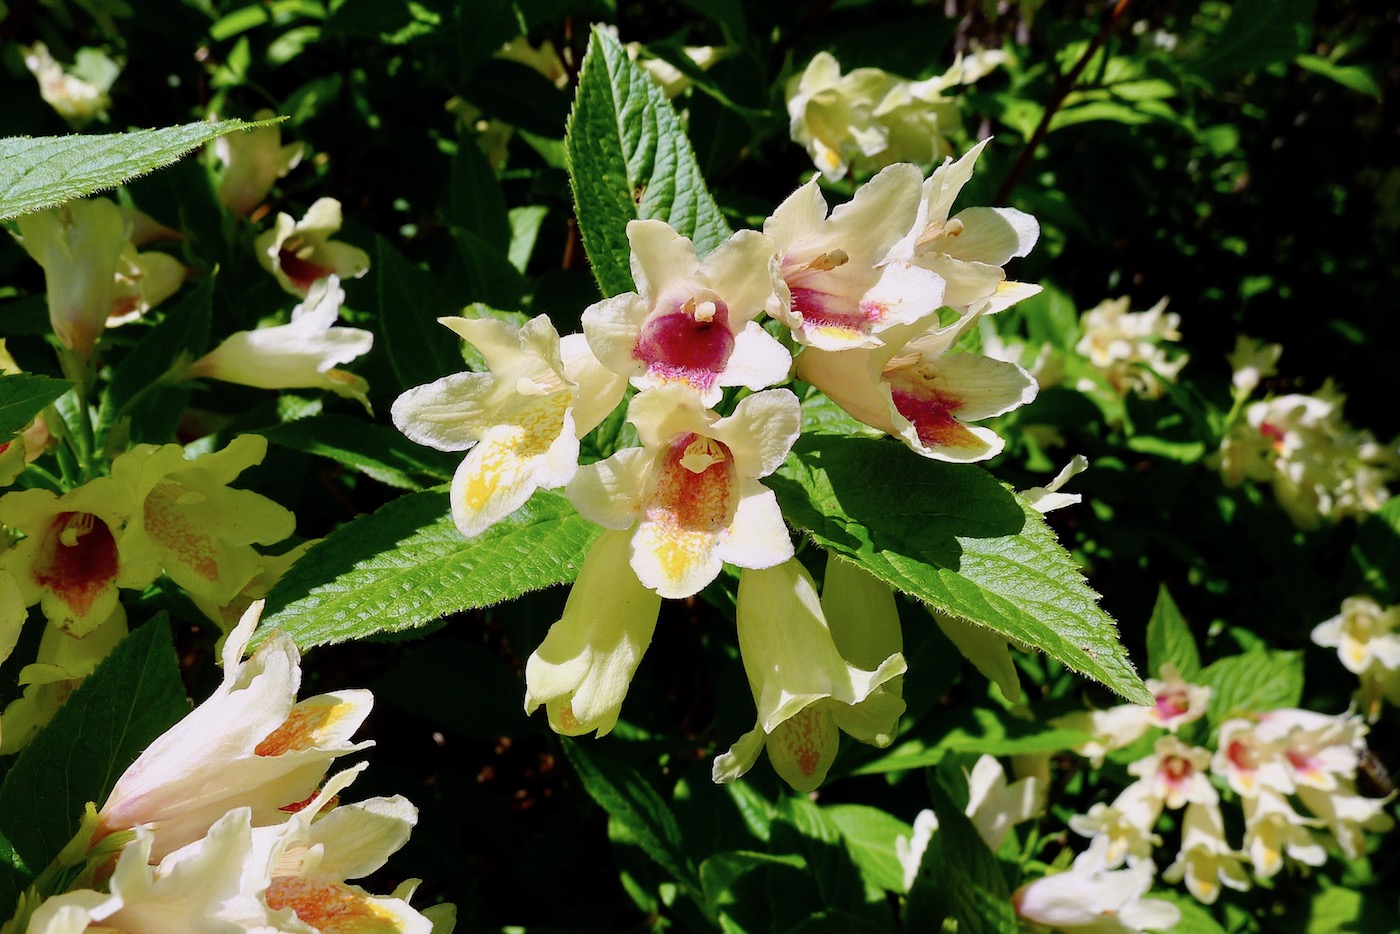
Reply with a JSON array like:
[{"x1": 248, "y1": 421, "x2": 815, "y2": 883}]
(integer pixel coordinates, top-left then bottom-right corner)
[
  {"x1": 712, "y1": 557, "x2": 905, "y2": 791},
  {"x1": 581, "y1": 220, "x2": 790, "y2": 407},
  {"x1": 393, "y1": 314, "x2": 625, "y2": 538},
  {"x1": 1022, "y1": 455, "x2": 1089, "y2": 514},
  {"x1": 1161, "y1": 802, "x2": 1251, "y2": 905},
  {"x1": 763, "y1": 163, "x2": 945, "y2": 350},
  {"x1": 1211, "y1": 718, "x2": 1293, "y2": 799},
  {"x1": 896, "y1": 754, "x2": 1044, "y2": 890},
  {"x1": 798, "y1": 309, "x2": 1037, "y2": 463},
  {"x1": 1227, "y1": 335, "x2": 1282, "y2": 395},
  {"x1": 1296, "y1": 784, "x2": 1396, "y2": 860},
  {"x1": 1127, "y1": 736, "x2": 1218, "y2": 809},
  {"x1": 1054, "y1": 704, "x2": 1155, "y2": 768},
  {"x1": 255, "y1": 198, "x2": 370, "y2": 297},
  {"x1": 22, "y1": 43, "x2": 118, "y2": 126},
  {"x1": 14, "y1": 198, "x2": 129, "y2": 358},
  {"x1": 931, "y1": 610, "x2": 1022, "y2": 702},
  {"x1": 1143, "y1": 663, "x2": 1211, "y2": 732},
  {"x1": 1014, "y1": 836, "x2": 1181, "y2": 933},
  {"x1": 214, "y1": 108, "x2": 306, "y2": 216},
  {"x1": 0, "y1": 479, "x2": 148, "y2": 635},
  {"x1": 95, "y1": 601, "x2": 372, "y2": 861},
  {"x1": 524, "y1": 530, "x2": 661, "y2": 737},
  {"x1": 1241, "y1": 790, "x2": 1326, "y2": 879},
  {"x1": 1075, "y1": 296, "x2": 1186, "y2": 399},
  {"x1": 108, "y1": 243, "x2": 188, "y2": 327},
  {"x1": 1312, "y1": 596, "x2": 1400, "y2": 718},
  {"x1": 567, "y1": 385, "x2": 801, "y2": 599},
  {"x1": 888, "y1": 138, "x2": 1041, "y2": 311},
  {"x1": 1253, "y1": 707, "x2": 1366, "y2": 793},
  {"x1": 1068, "y1": 781, "x2": 1163, "y2": 870},
  {"x1": 188, "y1": 276, "x2": 374, "y2": 410},
  {"x1": 108, "y1": 435, "x2": 297, "y2": 605}
]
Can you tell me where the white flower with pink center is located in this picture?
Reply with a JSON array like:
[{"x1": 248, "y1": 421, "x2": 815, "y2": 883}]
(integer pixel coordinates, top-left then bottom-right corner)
[
  {"x1": 1127, "y1": 736, "x2": 1217, "y2": 809},
  {"x1": 798, "y1": 308, "x2": 1037, "y2": 463},
  {"x1": 1143, "y1": 663, "x2": 1210, "y2": 731},
  {"x1": 1210, "y1": 718, "x2": 1293, "y2": 799},
  {"x1": 566, "y1": 385, "x2": 801, "y2": 599},
  {"x1": 582, "y1": 220, "x2": 790, "y2": 406},
  {"x1": 763, "y1": 163, "x2": 946, "y2": 350},
  {"x1": 1255, "y1": 707, "x2": 1365, "y2": 793}
]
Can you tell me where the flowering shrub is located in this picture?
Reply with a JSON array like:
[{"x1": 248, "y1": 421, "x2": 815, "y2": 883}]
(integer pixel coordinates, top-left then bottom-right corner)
[{"x1": 0, "y1": 1, "x2": 1395, "y2": 932}]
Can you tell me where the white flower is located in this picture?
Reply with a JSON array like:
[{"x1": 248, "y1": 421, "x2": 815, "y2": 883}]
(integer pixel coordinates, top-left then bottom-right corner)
[
  {"x1": 1161, "y1": 802, "x2": 1251, "y2": 905},
  {"x1": 1241, "y1": 789, "x2": 1326, "y2": 879},
  {"x1": 1143, "y1": 663, "x2": 1211, "y2": 732},
  {"x1": 1210, "y1": 718, "x2": 1293, "y2": 799},
  {"x1": 1127, "y1": 736, "x2": 1217, "y2": 809},
  {"x1": 214, "y1": 109, "x2": 306, "y2": 216},
  {"x1": 1075, "y1": 296, "x2": 1186, "y2": 399},
  {"x1": 1022, "y1": 455, "x2": 1088, "y2": 514},
  {"x1": 1227, "y1": 335, "x2": 1282, "y2": 395},
  {"x1": 22, "y1": 43, "x2": 118, "y2": 126},
  {"x1": 1312, "y1": 596, "x2": 1400, "y2": 717},
  {"x1": 1014, "y1": 837, "x2": 1181, "y2": 933},
  {"x1": 254, "y1": 198, "x2": 370, "y2": 297},
  {"x1": 1068, "y1": 780, "x2": 1163, "y2": 869},
  {"x1": 1053, "y1": 704, "x2": 1153, "y2": 768},
  {"x1": 1296, "y1": 784, "x2": 1396, "y2": 859}
]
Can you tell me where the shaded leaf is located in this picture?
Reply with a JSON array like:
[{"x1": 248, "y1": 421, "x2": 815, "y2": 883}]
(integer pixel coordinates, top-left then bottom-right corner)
[
  {"x1": 0, "y1": 374, "x2": 73, "y2": 441},
  {"x1": 1145, "y1": 584, "x2": 1201, "y2": 680}
]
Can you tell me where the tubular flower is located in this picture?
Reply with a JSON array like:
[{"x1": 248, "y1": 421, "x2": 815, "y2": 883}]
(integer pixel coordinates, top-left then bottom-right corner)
[
  {"x1": 1143, "y1": 663, "x2": 1211, "y2": 732},
  {"x1": 1254, "y1": 707, "x2": 1366, "y2": 792},
  {"x1": 393, "y1": 314, "x2": 626, "y2": 539},
  {"x1": 214, "y1": 109, "x2": 306, "y2": 216},
  {"x1": 1312, "y1": 595, "x2": 1400, "y2": 718},
  {"x1": 1127, "y1": 736, "x2": 1218, "y2": 809},
  {"x1": 1075, "y1": 296, "x2": 1186, "y2": 399},
  {"x1": 581, "y1": 220, "x2": 790, "y2": 407},
  {"x1": 763, "y1": 163, "x2": 945, "y2": 350},
  {"x1": 1068, "y1": 781, "x2": 1164, "y2": 869},
  {"x1": 188, "y1": 276, "x2": 375, "y2": 410},
  {"x1": 109, "y1": 434, "x2": 297, "y2": 605},
  {"x1": 14, "y1": 197, "x2": 130, "y2": 358},
  {"x1": 1014, "y1": 837, "x2": 1181, "y2": 934},
  {"x1": 524, "y1": 530, "x2": 662, "y2": 737},
  {"x1": 21, "y1": 43, "x2": 118, "y2": 126},
  {"x1": 1161, "y1": 802, "x2": 1251, "y2": 905},
  {"x1": 713, "y1": 558, "x2": 906, "y2": 792},
  {"x1": 1210, "y1": 718, "x2": 1293, "y2": 799},
  {"x1": 255, "y1": 198, "x2": 370, "y2": 298},
  {"x1": 567, "y1": 384, "x2": 801, "y2": 599},
  {"x1": 107, "y1": 243, "x2": 188, "y2": 327},
  {"x1": 1296, "y1": 785, "x2": 1396, "y2": 860},
  {"x1": 798, "y1": 309, "x2": 1037, "y2": 463},
  {"x1": 1241, "y1": 790, "x2": 1326, "y2": 879},
  {"x1": 887, "y1": 138, "x2": 1040, "y2": 311},
  {"x1": 96, "y1": 601, "x2": 372, "y2": 861},
  {"x1": 0, "y1": 479, "x2": 147, "y2": 635}
]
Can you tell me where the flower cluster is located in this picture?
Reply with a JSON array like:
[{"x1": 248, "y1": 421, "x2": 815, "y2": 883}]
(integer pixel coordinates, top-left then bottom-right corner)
[
  {"x1": 393, "y1": 144, "x2": 1041, "y2": 789},
  {"x1": 1216, "y1": 345, "x2": 1399, "y2": 528},
  {"x1": 1055, "y1": 668, "x2": 1394, "y2": 906},
  {"x1": 13, "y1": 603, "x2": 441, "y2": 934},
  {"x1": 1074, "y1": 295, "x2": 1186, "y2": 400},
  {"x1": 1313, "y1": 595, "x2": 1400, "y2": 720},
  {"x1": 785, "y1": 50, "x2": 1006, "y2": 180}
]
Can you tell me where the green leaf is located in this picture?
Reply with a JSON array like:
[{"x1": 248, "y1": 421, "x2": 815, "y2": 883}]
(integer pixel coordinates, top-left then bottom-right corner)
[
  {"x1": 926, "y1": 776, "x2": 1020, "y2": 934},
  {"x1": 0, "y1": 119, "x2": 278, "y2": 221},
  {"x1": 0, "y1": 616, "x2": 185, "y2": 917},
  {"x1": 0, "y1": 374, "x2": 73, "y2": 441},
  {"x1": 824, "y1": 805, "x2": 913, "y2": 900},
  {"x1": 772, "y1": 436, "x2": 1150, "y2": 704},
  {"x1": 1152, "y1": 891, "x2": 1229, "y2": 934},
  {"x1": 1145, "y1": 585, "x2": 1201, "y2": 680},
  {"x1": 1296, "y1": 54, "x2": 1382, "y2": 100},
  {"x1": 445, "y1": 138, "x2": 510, "y2": 250},
  {"x1": 1200, "y1": 645, "x2": 1305, "y2": 724},
  {"x1": 565, "y1": 26, "x2": 731, "y2": 298},
  {"x1": 257, "y1": 414, "x2": 456, "y2": 490},
  {"x1": 1298, "y1": 882, "x2": 1400, "y2": 934},
  {"x1": 375, "y1": 236, "x2": 472, "y2": 392},
  {"x1": 258, "y1": 488, "x2": 600, "y2": 648},
  {"x1": 1192, "y1": 0, "x2": 1315, "y2": 78},
  {"x1": 852, "y1": 706, "x2": 1090, "y2": 775},
  {"x1": 563, "y1": 741, "x2": 700, "y2": 901},
  {"x1": 773, "y1": 796, "x2": 862, "y2": 912}
]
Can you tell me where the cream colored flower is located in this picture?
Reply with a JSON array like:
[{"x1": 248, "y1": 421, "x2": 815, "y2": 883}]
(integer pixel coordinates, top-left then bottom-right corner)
[
  {"x1": 393, "y1": 314, "x2": 625, "y2": 538},
  {"x1": 1312, "y1": 597, "x2": 1400, "y2": 720},
  {"x1": 255, "y1": 198, "x2": 370, "y2": 297},
  {"x1": 1068, "y1": 781, "x2": 1163, "y2": 869},
  {"x1": 1053, "y1": 704, "x2": 1154, "y2": 768},
  {"x1": 1143, "y1": 663, "x2": 1211, "y2": 732},
  {"x1": 22, "y1": 43, "x2": 118, "y2": 126},
  {"x1": 1161, "y1": 802, "x2": 1250, "y2": 905},
  {"x1": 1210, "y1": 718, "x2": 1292, "y2": 799},
  {"x1": 214, "y1": 109, "x2": 306, "y2": 216},
  {"x1": 1296, "y1": 784, "x2": 1396, "y2": 860},
  {"x1": 1022, "y1": 455, "x2": 1089, "y2": 514},
  {"x1": 1127, "y1": 736, "x2": 1217, "y2": 809},
  {"x1": 1014, "y1": 836, "x2": 1181, "y2": 933},
  {"x1": 1075, "y1": 296, "x2": 1186, "y2": 399},
  {"x1": 108, "y1": 243, "x2": 188, "y2": 327},
  {"x1": 1241, "y1": 790, "x2": 1325, "y2": 879},
  {"x1": 567, "y1": 385, "x2": 801, "y2": 599},
  {"x1": 1227, "y1": 335, "x2": 1282, "y2": 395}
]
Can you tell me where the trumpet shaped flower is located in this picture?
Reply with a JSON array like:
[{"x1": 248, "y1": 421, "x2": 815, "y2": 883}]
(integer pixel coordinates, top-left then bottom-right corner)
[
  {"x1": 763, "y1": 163, "x2": 945, "y2": 349},
  {"x1": 524, "y1": 530, "x2": 661, "y2": 736},
  {"x1": 1127, "y1": 736, "x2": 1217, "y2": 809},
  {"x1": 1296, "y1": 784, "x2": 1396, "y2": 860},
  {"x1": 96, "y1": 601, "x2": 372, "y2": 861},
  {"x1": 214, "y1": 109, "x2": 306, "y2": 216},
  {"x1": 1143, "y1": 663, "x2": 1211, "y2": 732},
  {"x1": 393, "y1": 314, "x2": 626, "y2": 538},
  {"x1": 798, "y1": 311, "x2": 1037, "y2": 462},
  {"x1": 567, "y1": 385, "x2": 801, "y2": 599},
  {"x1": 22, "y1": 43, "x2": 118, "y2": 126},
  {"x1": 1068, "y1": 781, "x2": 1164, "y2": 870},
  {"x1": 581, "y1": 221, "x2": 790, "y2": 406},
  {"x1": 1162, "y1": 803, "x2": 1251, "y2": 905},
  {"x1": 712, "y1": 558, "x2": 905, "y2": 791},
  {"x1": 188, "y1": 276, "x2": 374, "y2": 409},
  {"x1": 109, "y1": 435, "x2": 297, "y2": 605},
  {"x1": 1014, "y1": 837, "x2": 1181, "y2": 933},
  {"x1": 1242, "y1": 790, "x2": 1326, "y2": 879},
  {"x1": 255, "y1": 198, "x2": 370, "y2": 297},
  {"x1": 108, "y1": 243, "x2": 188, "y2": 327}
]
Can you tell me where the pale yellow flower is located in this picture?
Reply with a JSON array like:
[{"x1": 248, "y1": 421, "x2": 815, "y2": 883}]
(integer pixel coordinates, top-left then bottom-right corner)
[{"x1": 255, "y1": 198, "x2": 370, "y2": 297}]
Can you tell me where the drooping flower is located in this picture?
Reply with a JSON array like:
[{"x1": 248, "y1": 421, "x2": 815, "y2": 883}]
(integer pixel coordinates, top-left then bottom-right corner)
[
  {"x1": 1014, "y1": 836, "x2": 1181, "y2": 933},
  {"x1": 763, "y1": 163, "x2": 945, "y2": 349},
  {"x1": 1142, "y1": 663, "x2": 1211, "y2": 732},
  {"x1": 1241, "y1": 789, "x2": 1326, "y2": 879},
  {"x1": 712, "y1": 557, "x2": 905, "y2": 791},
  {"x1": 22, "y1": 43, "x2": 119, "y2": 126},
  {"x1": 1127, "y1": 736, "x2": 1218, "y2": 809},
  {"x1": 1312, "y1": 595, "x2": 1400, "y2": 719},
  {"x1": 254, "y1": 198, "x2": 370, "y2": 297},
  {"x1": 214, "y1": 109, "x2": 306, "y2": 216},
  {"x1": 187, "y1": 276, "x2": 375, "y2": 410},
  {"x1": 567, "y1": 385, "x2": 801, "y2": 599},
  {"x1": 581, "y1": 220, "x2": 790, "y2": 407},
  {"x1": 393, "y1": 314, "x2": 626, "y2": 538},
  {"x1": 1296, "y1": 784, "x2": 1396, "y2": 859},
  {"x1": 524, "y1": 530, "x2": 661, "y2": 737},
  {"x1": 798, "y1": 308, "x2": 1037, "y2": 463},
  {"x1": 1068, "y1": 780, "x2": 1164, "y2": 870},
  {"x1": 1074, "y1": 296, "x2": 1187, "y2": 399},
  {"x1": 107, "y1": 243, "x2": 188, "y2": 327},
  {"x1": 95, "y1": 601, "x2": 372, "y2": 861},
  {"x1": 887, "y1": 138, "x2": 1041, "y2": 311},
  {"x1": 931, "y1": 610, "x2": 1022, "y2": 702},
  {"x1": 108, "y1": 434, "x2": 297, "y2": 606},
  {"x1": 1161, "y1": 802, "x2": 1251, "y2": 904}
]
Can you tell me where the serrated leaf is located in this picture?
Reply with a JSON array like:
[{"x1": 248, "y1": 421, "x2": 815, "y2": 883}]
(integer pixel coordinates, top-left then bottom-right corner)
[
  {"x1": 1200, "y1": 646, "x2": 1304, "y2": 724},
  {"x1": 824, "y1": 804, "x2": 913, "y2": 900},
  {"x1": 926, "y1": 777, "x2": 1020, "y2": 934},
  {"x1": 1145, "y1": 585, "x2": 1201, "y2": 680},
  {"x1": 258, "y1": 414, "x2": 456, "y2": 490},
  {"x1": 771, "y1": 436, "x2": 1149, "y2": 704},
  {"x1": 0, "y1": 374, "x2": 73, "y2": 441},
  {"x1": 0, "y1": 616, "x2": 185, "y2": 917},
  {"x1": 0, "y1": 119, "x2": 278, "y2": 221},
  {"x1": 258, "y1": 488, "x2": 600, "y2": 648},
  {"x1": 563, "y1": 741, "x2": 700, "y2": 901},
  {"x1": 565, "y1": 26, "x2": 731, "y2": 298},
  {"x1": 375, "y1": 236, "x2": 470, "y2": 393}
]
